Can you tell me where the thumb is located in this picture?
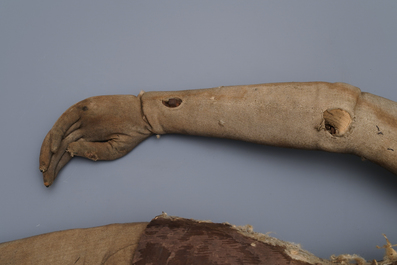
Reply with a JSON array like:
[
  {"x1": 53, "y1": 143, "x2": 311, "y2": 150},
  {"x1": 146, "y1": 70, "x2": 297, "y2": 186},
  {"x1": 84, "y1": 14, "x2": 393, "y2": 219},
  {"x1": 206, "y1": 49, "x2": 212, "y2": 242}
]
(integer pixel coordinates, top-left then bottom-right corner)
[{"x1": 66, "y1": 134, "x2": 148, "y2": 161}]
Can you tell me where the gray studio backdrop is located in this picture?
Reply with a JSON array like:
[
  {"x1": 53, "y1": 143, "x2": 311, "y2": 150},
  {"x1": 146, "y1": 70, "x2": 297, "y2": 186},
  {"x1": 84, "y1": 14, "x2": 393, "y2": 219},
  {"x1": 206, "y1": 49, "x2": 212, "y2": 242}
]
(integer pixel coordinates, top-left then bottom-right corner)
[{"x1": 1, "y1": 1, "x2": 397, "y2": 260}]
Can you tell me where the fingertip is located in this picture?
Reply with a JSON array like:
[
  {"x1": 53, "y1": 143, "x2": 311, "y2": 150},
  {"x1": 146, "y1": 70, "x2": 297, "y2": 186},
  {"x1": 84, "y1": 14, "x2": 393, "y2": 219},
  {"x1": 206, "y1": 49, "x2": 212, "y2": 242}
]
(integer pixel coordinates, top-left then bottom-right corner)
[
  {"x1": 39, "y1": 157, "x2": 48, "y2": 173},
  {"x1": 43, "y1": 172, "x2": 54, "y2": 187}
]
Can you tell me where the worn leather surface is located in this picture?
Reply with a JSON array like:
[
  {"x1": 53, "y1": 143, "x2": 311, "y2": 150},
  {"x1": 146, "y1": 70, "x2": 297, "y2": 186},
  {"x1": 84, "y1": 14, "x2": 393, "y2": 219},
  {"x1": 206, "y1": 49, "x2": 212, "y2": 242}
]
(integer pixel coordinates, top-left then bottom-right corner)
[{"x1": 132, "y1": 215, "x2": 312, "y2": 265}]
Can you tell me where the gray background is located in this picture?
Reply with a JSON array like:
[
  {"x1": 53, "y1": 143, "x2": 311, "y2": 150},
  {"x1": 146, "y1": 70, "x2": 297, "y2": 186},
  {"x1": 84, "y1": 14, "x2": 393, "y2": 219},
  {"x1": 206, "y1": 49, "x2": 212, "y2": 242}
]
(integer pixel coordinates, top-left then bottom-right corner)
[{"x1": 1, "y1": 1, "x2": 396, "y2": 260}]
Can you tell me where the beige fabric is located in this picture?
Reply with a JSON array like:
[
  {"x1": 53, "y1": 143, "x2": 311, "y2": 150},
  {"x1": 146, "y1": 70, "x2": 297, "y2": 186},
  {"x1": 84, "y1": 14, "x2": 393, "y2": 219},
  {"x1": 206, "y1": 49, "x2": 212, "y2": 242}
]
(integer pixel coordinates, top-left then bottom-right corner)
[
  {"x1": 0, "y1": 222, "x2": 148, "y2": 265},
  {"x1": 141, "y1": 82, "x2": 397, "y2": 174},
  {"x1": 1, "y1": 217, "x2": 395, "y2": 264}
]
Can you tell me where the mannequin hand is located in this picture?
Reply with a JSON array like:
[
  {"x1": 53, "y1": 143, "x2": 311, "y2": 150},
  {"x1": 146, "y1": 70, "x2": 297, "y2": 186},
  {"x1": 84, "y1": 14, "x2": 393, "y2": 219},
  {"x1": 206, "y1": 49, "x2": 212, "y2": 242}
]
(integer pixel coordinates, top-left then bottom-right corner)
[{"x1": 39, "y1": 95, "x2": 152, "y2": 187}]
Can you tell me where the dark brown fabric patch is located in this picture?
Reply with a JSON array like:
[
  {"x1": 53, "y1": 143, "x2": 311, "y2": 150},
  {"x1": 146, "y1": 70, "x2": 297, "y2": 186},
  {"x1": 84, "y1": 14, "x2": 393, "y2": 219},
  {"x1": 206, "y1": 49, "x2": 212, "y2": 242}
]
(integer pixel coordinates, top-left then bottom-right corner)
[{"x1": 132, "y1": 216, "x2": 311, "y2": 265}]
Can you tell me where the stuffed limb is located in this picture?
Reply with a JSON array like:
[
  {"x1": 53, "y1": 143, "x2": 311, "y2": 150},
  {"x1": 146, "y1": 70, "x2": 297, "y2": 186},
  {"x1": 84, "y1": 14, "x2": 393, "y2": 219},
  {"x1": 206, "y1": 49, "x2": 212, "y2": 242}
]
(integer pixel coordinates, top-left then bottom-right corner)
[
  {"x1": 40, "y1": 82, "x2": 397, "y2": 187},
  {"x1": 1, "y1": 213, "x2": 396, "y2": 264}
]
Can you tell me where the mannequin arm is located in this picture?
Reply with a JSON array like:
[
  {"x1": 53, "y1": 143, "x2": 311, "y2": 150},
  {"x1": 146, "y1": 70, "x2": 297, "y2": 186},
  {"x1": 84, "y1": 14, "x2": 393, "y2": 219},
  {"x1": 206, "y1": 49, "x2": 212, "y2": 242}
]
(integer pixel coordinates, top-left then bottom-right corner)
[{"x1": 40, "y1": 82, "x2": 397, "y2": 186}]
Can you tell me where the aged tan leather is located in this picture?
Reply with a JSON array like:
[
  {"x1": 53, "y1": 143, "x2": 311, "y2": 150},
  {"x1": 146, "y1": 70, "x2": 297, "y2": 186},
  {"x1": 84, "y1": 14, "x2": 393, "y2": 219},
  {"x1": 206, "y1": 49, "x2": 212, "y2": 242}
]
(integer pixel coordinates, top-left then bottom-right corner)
[{"x1": 40, "y1": 82, "x2": 397, "y2": 187}]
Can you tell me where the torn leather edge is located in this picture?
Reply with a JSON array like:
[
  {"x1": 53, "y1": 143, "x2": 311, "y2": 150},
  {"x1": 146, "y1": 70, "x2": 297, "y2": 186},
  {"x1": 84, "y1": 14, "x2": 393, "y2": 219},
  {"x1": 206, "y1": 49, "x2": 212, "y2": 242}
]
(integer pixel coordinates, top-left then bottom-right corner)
[{"x1": 131, "y1": 212, "x2": 333, "y2": 265}]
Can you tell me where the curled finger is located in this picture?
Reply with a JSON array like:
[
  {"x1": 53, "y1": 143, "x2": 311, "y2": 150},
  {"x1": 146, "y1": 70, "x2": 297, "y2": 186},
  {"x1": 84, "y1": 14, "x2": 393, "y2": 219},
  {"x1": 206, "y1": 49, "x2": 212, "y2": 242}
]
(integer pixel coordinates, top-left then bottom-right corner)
[
  {"x1": 39, "y1": 131, "x2": 52, "y2": 173},
  {"x1": 50, "y1": 106, "x2": 81, "y2": 153},
  {"x1": 43, "y1": 130, "x2": 83, "y2": 187},
  {"x1": 64, "y1": 119, "x2": 82, "y2": 138},
  {"x1": 43, "y1": 152, "x2": 72, "y2": 187},
  {"x1": 67, "y1": 134, "x2": 137, "y2": 161}
]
